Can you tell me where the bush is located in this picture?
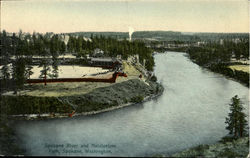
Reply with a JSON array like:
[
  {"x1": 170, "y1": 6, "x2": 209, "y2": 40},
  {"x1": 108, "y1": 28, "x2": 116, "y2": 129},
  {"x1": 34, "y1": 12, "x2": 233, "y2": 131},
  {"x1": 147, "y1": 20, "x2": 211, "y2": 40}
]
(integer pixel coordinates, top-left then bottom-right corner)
[
  {"x1": 130, "y1": 95, "x2": 144, "y2": 103},
  {"x1": 0, "y1": 96, "x2": 72, "y2": 115},
  {"x1": 193, "y1": 144, "x2": 209, "y2": 156},
  {"x1": 123, "y1": 98, "x2": 128, "y2": 104},
  {"x1": 218, "y1": 148, "x2": 240, "y2": 158},
  {"x1": 150, "y1": 75, "x2": 157, "y2": 82},
  {"x1": 209, "y1": 64, "x2": 249, "y2": 87},
  {"x1": 219, "y1": 136, "x2": 237, "y2": 144}
]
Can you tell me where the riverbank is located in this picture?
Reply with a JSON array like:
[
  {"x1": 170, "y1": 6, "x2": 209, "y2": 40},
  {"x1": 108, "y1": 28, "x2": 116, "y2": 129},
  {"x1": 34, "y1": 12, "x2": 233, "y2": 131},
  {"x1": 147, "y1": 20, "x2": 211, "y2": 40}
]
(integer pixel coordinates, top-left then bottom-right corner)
[
  {"x1": 1, "y1": 78, "x2": 164, "y2": 120},
  {"x1": 186, "y1": 45, "x2": 249, "y2": 88},
  {"x1": 171, "y1": 137, "x2": 249, "y2": 157},
  {"x1": 208, "y1": 63, "x2": 249, "y2": 87},
  {"x1": 185, "y1": 56, "x2": 249, "y2": 88},
  {"x1": 1, "y1": 59, "x2": 164, "y2": 120}
]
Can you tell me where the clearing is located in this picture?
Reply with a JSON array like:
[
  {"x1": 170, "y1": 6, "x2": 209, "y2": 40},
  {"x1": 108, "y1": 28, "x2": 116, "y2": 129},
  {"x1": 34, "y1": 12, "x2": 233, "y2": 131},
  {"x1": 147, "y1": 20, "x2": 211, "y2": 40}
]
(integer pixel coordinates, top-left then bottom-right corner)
[
  {"x1": 228, "y1": 65, "x2": 249, "y2": 73},
  {"x1": 3, "y1": 61, "x2": 146, "y2": 97}
]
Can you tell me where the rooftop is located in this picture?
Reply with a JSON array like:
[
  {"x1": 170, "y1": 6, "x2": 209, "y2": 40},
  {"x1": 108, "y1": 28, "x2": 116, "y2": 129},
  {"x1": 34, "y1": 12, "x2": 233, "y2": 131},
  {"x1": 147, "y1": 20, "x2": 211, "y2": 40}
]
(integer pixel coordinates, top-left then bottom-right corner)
[{"x1": 90, "y1": 57, "x2": 117, "y2": 62}]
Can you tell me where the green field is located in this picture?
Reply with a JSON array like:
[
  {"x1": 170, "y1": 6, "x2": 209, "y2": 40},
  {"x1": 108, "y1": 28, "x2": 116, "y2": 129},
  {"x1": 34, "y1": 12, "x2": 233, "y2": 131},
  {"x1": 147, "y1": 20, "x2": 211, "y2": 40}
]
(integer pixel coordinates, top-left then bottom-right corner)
[{"x1": 229, "y1": 65, "x2": 249, "y2": 73}]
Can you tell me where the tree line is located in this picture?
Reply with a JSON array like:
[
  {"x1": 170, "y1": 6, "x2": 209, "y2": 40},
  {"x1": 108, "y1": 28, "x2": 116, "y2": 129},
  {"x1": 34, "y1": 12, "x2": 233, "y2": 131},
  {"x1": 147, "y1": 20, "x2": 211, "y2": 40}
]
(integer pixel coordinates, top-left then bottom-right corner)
[
  {"x1": 1, "y1": 30, "x2": 66, "y2": 92},
  {"x1": 187, "y1": 39, "x2": 249, "y2": 66},
  {"x1": 1, "y1": 30, "x2": 154, "y2": 92},
  {"x1": 67, "y1": 34, "x2": 154, "y2": 71},
  {"x1": 186, "y1": 39, "x2": 249, "y2": 87}
]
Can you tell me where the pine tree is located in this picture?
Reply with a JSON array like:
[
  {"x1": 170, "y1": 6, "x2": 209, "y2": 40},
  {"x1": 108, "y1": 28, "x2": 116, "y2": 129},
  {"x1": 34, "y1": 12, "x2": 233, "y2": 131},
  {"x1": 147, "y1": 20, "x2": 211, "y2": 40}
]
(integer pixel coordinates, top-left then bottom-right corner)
[
  {"x1": 38, "y1": 34, "x2": 51, "y2": 85},
  {"x1": 67, "y1": 35, "x2": 75, "y2": 53},
  {"x1": 11, "y1": 30, "x2": 27, "y2": 92},
  {"x1": 225, "y1": 95, "x2": 248, "y2": 138},
  {"x1": 49, "y1": 35, "x2": 60, "y2": 79},
  {"x1": 39, "y1": 58, "x2": 51, "y2": 85},
  {"x1": 0, "y1": 30, "x2": 11, "y2": 84},
  {"x1": 24, "y1": 34, "x2": 34, "y2": 79},
  {"x1": 12, "y1": 58, "x2": 26, "y2": 90},
  {"x1": 51, "y1": 58, "x2": 59, "y2": 79},
  {"x1": 59, "y1": 41, "x2": 66, "y2": 55},
  {"x1": 25, "y1": 62, "x2": 33, "y2": 79}
]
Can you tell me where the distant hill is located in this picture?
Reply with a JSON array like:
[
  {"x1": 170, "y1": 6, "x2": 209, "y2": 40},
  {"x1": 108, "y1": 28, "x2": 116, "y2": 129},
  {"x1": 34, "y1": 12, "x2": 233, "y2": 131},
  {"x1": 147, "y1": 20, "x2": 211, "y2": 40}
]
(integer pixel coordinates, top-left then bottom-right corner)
[
  {"x1": 64, "y1": 32, "x2": 129, "y2": 39},
  {"x1": 132, "y1": 31, "x2": 248, "y2": 42},
  {"x1": 64, "y1": 31, "x2": 248, "y2": 42}
]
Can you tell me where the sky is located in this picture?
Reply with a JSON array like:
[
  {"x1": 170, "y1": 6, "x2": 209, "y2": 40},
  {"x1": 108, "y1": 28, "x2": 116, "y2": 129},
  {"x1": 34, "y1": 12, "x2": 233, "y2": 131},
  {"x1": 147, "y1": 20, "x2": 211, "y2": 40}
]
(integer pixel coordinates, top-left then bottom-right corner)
[{"x1": 0, "y1": 0, "x2": 249, "y2": 33}]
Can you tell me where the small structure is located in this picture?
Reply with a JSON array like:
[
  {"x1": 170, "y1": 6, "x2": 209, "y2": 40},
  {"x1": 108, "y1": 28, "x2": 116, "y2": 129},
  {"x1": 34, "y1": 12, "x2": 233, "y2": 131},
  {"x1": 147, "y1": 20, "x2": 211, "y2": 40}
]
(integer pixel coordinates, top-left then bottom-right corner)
[
  {"x1": 92, "y1": 48, "x2": 104, "y2": 57},
  {"x1": 117, "y1": 54, "x2": 122, "y2": 60},
  {"x1": 89, "y1": 57, "x2": 122, "y2": 69},
  {"x1": 220, "y1": 39, "x2": 224, "y2": 45}
]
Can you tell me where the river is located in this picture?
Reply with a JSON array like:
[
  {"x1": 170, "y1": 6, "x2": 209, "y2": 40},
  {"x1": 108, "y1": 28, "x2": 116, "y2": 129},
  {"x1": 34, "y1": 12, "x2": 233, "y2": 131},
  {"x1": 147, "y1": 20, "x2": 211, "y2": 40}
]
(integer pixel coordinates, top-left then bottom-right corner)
[{"x1": 14, "y1": 52, "x2": 249, "y2": 156}]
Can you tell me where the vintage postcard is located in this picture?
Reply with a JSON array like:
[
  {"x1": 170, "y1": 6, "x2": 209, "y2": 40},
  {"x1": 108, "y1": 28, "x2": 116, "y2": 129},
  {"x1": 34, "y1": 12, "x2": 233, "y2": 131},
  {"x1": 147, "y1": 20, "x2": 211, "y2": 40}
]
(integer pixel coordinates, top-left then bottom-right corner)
[{"x1": 0, "y1": 0, "x2": 249, "y2": 157}]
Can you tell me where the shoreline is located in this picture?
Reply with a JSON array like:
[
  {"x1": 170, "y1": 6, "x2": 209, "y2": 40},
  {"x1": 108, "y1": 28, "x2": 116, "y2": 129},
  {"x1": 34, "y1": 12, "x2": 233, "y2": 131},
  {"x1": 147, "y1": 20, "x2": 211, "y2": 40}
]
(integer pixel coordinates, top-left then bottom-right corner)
[
  {"x1": 170, "y1": 137, "x2": 249, "y2": 157},
  {"x1": 75, "y1": 88, "x2": 163, "y2": 117},
  {"x1": 7, "y1": 81, "x2": 164, "y2": 121}
]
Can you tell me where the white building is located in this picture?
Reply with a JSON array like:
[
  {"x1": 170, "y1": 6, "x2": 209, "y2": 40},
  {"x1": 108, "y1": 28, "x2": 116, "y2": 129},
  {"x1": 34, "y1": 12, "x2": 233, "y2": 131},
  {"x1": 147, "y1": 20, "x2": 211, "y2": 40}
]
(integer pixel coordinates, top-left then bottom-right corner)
[{"x1": 92, "y1": 48, "x2": 104, "y2": 57}]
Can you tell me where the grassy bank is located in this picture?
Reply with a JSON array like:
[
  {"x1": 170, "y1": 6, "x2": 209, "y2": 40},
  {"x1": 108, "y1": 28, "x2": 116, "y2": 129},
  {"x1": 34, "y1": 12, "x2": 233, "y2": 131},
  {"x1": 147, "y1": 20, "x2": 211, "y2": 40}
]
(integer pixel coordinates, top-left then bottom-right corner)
[
  {"x1": 0, "y1": 79, "x2": 163, "y2": 117},
  {"x1": 209, "y1": 63, "x2": 249, "y2": 87},
  {"x1": 1, "y1": 60, "x2": 164, "y2": 118},
  {"x1": 171, "y1": 137, "x2": 249, "y2": 157}
]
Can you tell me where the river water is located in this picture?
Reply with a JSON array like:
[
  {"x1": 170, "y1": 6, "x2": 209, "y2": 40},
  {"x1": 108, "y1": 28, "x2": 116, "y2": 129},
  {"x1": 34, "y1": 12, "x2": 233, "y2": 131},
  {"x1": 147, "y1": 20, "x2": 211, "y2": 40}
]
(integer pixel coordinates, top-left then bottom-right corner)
[{"x1": 14, "y1": 52, "x2": 249, "y2": 156}]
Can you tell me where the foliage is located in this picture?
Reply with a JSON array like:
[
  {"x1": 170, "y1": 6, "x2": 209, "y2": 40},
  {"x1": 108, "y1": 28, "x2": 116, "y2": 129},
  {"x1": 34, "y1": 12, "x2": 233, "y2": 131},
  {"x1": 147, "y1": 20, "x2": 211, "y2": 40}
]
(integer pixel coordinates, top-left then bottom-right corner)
[
  {"x1": 70, "y1": 31, "x2": 248, "y2": 43},
  {"x1": 0, "y1": 30, "x2": 11, "y2": 83},
  {"x1": 12, "y1": 58, "x2": 26, "y2": 90},
  {"x1": 217, "y1": 148, "x2": 240, "y2": 158},
  {"x1": 187, "y1": 39, "x2": 249, "y2": 87},
  {"x1": 209, "y1": 63, "x2": 249, "y2": 87},
  {"x1": 25, "y1": 58, "x2": 34, "y2": 79},
  {"x1": 0, "y1": 96, "x2": 73, "y2": 115},
  {"x1": 187, "y1": 39, "x2": 249, "y2": 66},
  {"x1": 219, "y1": 135, "x2": 237, "y2": 144},
  {"x1": 1, "y1": 30, "x2": 155, "y2": 86},
  {"x1": 225, "y1": 95, "x2": 248, "y2": 138},
  {"x1": 67, "y1": 35, "x2": 155, "y2": 71},
  {"x1": 130, "y1": 95, "x2": 144, "y2": 103},
  {"x1": 150, "y1": 75, "x2": 157, "y2": 82},
  {"x1": 192, "y1": 144, "x2": 209, "y2": 156}
]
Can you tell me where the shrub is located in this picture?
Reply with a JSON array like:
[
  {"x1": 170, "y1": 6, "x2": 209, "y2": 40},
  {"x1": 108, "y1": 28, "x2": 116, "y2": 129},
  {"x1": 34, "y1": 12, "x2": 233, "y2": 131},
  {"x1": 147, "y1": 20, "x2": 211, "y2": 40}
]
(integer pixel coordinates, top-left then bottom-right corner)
[
  {"x1": 219, "y1": 136, "x2": 237, "y2": 144},
  {"x1": 218, "y1": 148, "x2": 240, "y2": 158},
  {"x1": 150, "y1": 75, "x2": 157, "y2": 82},
  {"x1": 130, "y1": 95, "x2": 144, "y2": 103},
  {"x1": 193, "y1": 144, "x2": 209, "y2": 156}
]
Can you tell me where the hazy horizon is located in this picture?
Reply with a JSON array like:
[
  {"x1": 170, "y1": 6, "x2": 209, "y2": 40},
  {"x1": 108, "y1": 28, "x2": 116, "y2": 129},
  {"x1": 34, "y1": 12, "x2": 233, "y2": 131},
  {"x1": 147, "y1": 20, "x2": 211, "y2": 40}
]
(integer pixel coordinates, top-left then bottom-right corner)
[
  {"x1": 2, "y1": 30, "x2": 249, "y2": 35},
  {"x1": 1, "y1": 0, "x2": 249, "y2": 34}
]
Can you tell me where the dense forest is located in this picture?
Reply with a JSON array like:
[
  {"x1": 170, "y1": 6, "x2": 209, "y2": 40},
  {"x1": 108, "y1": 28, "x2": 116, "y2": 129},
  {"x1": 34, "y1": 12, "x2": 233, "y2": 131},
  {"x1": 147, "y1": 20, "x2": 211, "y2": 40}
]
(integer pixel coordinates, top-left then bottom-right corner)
[
  {"x1": 0, "y1": 30, "x2": 154, "y2": 92},
  {"x1": 0, "y1": 30, "x2": 68, "y2": 91},
  {"x1": 187, "y1": 38, "x2": 249, "y2": 87},
  {"x1": 187, "y1": 39, "x2": 249, "y2": 66},
  {"x1": 67, "y1": 35, "x2": 154, "y2": 70}
]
